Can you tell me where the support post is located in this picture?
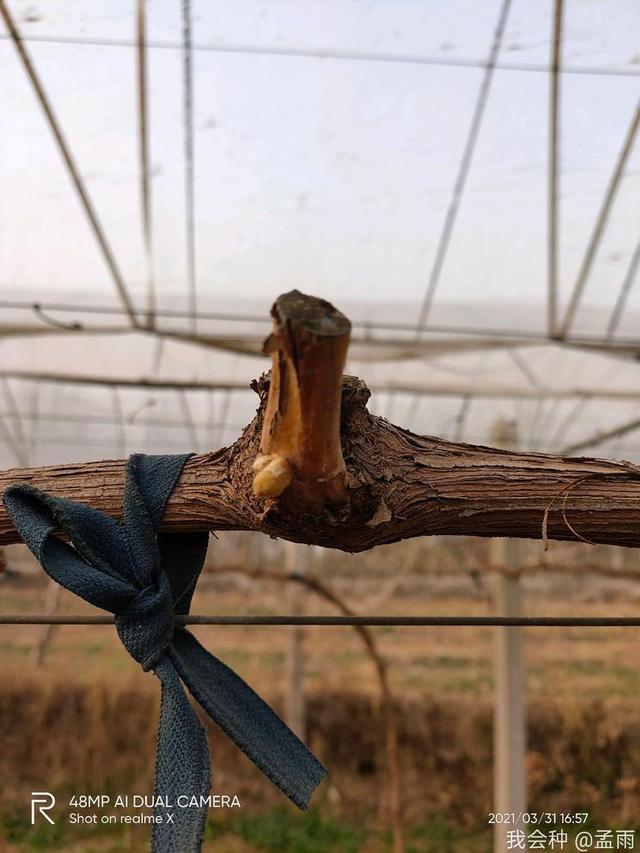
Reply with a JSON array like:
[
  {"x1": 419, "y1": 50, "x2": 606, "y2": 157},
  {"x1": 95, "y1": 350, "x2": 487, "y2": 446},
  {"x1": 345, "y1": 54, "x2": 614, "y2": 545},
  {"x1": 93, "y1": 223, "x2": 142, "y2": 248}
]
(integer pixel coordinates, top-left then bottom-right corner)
[
  {"x1": 284, "y1": 541, "x2": 309, "y2": 739},
  {"x1": 491, "y1": 419, "x2": 527, "y2": 853}
]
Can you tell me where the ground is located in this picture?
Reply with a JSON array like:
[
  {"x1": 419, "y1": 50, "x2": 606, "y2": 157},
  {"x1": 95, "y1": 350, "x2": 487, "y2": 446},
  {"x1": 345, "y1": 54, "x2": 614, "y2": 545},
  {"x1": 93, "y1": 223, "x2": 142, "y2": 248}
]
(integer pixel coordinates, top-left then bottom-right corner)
[{"x1": 1, "y1": 538, "x2": 640, "y2": 851}]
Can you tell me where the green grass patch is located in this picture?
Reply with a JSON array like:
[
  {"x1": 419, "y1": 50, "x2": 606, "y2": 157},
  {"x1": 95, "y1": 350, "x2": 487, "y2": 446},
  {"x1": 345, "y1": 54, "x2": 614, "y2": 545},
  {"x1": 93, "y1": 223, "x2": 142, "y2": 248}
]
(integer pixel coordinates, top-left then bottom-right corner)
[
  {"x1": 0, "y1": 803, "x2": 133, "y2": 851},
  {"x1": 411, "y1": 655, "x2": 476, "y2": 669},
  {"x1": 221, "y1": 648, "x2": 251, "y2": 669},
  {"x1": 83, "y1": 642, "x2": 105, "y2": 658},
  {"x1": 264, "y1": 651, "x2": 285, "y2": 672},
  {"x1": 335, "y1": 649, "x2": 366, "y2": 665},
  {"x1": 209, "y1": 807, "x2": 365, "y2": 853},
  {"x1": 407, "y1": 818, "x2": 490, "y2": 852}
]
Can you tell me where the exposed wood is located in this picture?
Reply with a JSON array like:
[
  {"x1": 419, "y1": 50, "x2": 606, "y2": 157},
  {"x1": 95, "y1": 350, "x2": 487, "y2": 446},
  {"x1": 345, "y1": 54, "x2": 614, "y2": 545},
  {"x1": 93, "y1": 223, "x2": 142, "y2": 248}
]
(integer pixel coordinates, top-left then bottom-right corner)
[
  {"x1": 2, "y1": 373, "x2": 640, "y2": 550},
  {"x1": 254, "y1": 291, "x2": 351, "y2": 507}
]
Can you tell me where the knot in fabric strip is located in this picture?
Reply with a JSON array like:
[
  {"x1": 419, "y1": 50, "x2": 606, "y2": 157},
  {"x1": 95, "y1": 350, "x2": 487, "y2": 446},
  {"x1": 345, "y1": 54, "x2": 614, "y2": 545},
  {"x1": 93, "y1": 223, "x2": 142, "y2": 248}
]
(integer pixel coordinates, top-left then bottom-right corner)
[
  {"x1": 3, "y1": 453, "x2": 327, "y2": 853},
  {"x1": 116, "y1": 576, "x2": 175, "y2": 671}
]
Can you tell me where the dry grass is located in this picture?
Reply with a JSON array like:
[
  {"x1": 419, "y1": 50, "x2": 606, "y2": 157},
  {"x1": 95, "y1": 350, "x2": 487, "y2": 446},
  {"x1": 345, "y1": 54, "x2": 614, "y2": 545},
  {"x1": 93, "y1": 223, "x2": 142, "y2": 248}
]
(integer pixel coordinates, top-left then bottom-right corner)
[
  {"x1": 1, "y1": 675, "x2": 639, "y2": 831},
  {"x1": 3, "y1": 547, "x2": 640, "y2": 849}
]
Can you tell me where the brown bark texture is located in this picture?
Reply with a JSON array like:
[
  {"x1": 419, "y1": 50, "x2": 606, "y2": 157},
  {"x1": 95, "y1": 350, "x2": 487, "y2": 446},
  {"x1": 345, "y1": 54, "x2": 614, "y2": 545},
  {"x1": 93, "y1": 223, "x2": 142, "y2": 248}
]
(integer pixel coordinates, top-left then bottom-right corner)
[{"x1": 2, "y1": 372, "x2": 640, "y2": 551}]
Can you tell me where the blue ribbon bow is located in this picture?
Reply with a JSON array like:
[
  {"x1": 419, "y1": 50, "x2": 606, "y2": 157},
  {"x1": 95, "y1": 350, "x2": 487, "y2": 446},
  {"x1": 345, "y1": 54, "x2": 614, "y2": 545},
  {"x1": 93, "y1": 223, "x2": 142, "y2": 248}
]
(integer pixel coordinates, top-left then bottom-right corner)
[{"x1": 3, "y1": 454, "x2": 327, "y2": 852}]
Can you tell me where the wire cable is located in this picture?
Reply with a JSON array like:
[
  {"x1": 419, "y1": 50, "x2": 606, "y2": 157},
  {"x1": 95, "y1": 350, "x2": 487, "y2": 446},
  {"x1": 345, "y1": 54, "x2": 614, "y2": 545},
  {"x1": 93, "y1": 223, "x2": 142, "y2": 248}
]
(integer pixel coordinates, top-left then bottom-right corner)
[
  {"x1": 0, "y1": 0, "x2": 140, "y2": 329},
  {"x1": 2, "y1": 614, "x2": 640, "y2": 627},
  {"x1": 0, "y1": 407, "x2": 243, "y2": 432},
  {"x1": 562, "y1": 413, "x2": 640, "y2": 455},
  {"x1": 5, "y1": 369, "x2": 640, "y2": 402},
  {"x1": 3, "y1": 298, "x2": 640, "y2": 347},
  {"x1": 605, "y1": 234, "x2": 640, "y2": 341},
  {"x1": 32, "y1": 303, "x2": 82, "y2": 330},
  {"x1": 177, "y1": 388, "x2": 200, "y2": 451},
  {"x1": 548, "y1": 0, "x2": 564, "y2": 338},
  {"x1": 136, "y1": 0, "x2": 155, "y2": 329},
  {"x1": 182, "y1": 0, "x2": 197, "y2": 332},
  {"x1": 415, "y1": 0, "x2": 513, "y2": 332},
  {"x1": 0, "y1": 31, "x2": 638, "y2": 78},
  {"x1": 559, "y1": 100, "x2": 640, "y2": 338}
]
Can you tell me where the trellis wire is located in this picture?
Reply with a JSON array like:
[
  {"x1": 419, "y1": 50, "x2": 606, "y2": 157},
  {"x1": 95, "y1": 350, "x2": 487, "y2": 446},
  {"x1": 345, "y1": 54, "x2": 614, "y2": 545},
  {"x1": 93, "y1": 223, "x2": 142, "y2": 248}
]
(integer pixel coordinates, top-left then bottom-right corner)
[
  {"x1": 136, "y1": 0, "x2": 156, "y2": 329},
  {"x1": 547, "y1": 0, "x2": 563, "y2": 337},
  {"x1": 0, "y1": 31, "x2": 638, "y2": 78},
  {"x1": 2, "y1": 615, "x2": 640, "y2": 626},
  {"x1": 4, "y1": 298, "x2": 640, "y2": 348},
  {"x1": 0, "y1": 0, "x2": 139, "y2": 328},
  {"x1": 182, "y1": 0, "x2": 197, "y2": 332},
  {"x1": 415, "y1": 0, "x2": 512, "y2": 332}
]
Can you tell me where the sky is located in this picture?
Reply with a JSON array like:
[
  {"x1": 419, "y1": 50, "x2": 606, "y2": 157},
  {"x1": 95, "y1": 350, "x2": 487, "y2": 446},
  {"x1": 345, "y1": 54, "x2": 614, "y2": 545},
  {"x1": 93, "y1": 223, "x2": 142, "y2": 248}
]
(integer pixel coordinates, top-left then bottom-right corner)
[
  {"x1": 1, "y1": 1, "x2": 640, "y2": 469},
  {"x1": 1, "y1": 0, "x2": 639, "y2": 335}
]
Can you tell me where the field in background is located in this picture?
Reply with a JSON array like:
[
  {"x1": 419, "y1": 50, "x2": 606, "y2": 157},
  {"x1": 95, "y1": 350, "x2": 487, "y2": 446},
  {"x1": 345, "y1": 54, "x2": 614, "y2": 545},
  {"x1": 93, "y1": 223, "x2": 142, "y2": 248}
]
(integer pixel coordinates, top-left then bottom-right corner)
[{"x1": 2, "y1": 535, "x2": 640, "y2": 851}]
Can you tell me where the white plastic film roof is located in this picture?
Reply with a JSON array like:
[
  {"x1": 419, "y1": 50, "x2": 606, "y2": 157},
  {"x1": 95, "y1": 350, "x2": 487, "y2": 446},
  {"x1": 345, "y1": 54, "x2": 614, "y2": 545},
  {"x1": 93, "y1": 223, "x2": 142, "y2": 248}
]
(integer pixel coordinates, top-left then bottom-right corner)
[{"x1": 0, "y1": 0, "x2": 639, "y2": 468}]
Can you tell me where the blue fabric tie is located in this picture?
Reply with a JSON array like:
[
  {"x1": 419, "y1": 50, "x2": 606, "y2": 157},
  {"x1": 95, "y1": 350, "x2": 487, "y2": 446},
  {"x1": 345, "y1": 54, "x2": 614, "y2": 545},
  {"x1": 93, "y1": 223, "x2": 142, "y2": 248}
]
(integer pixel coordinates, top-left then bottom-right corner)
[{"x1": 3, "y1": 453, "x2": 327, "y2": 852}]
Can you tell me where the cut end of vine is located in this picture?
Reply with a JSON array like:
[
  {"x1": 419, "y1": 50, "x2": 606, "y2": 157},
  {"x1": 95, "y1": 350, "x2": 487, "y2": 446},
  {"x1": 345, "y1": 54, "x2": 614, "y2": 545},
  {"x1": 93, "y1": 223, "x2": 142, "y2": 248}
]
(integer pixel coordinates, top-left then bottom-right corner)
[{"x1": 252, "y1": 290, "x2": 351, "y2": 511}]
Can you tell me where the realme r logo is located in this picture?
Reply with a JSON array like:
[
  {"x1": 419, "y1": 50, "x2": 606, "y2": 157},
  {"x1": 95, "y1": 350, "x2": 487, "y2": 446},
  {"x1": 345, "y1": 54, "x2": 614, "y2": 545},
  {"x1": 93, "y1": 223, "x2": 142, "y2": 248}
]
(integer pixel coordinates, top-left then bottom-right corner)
[{"x1": 30, "y1": 792, "x2": 55, "y2": 825}]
